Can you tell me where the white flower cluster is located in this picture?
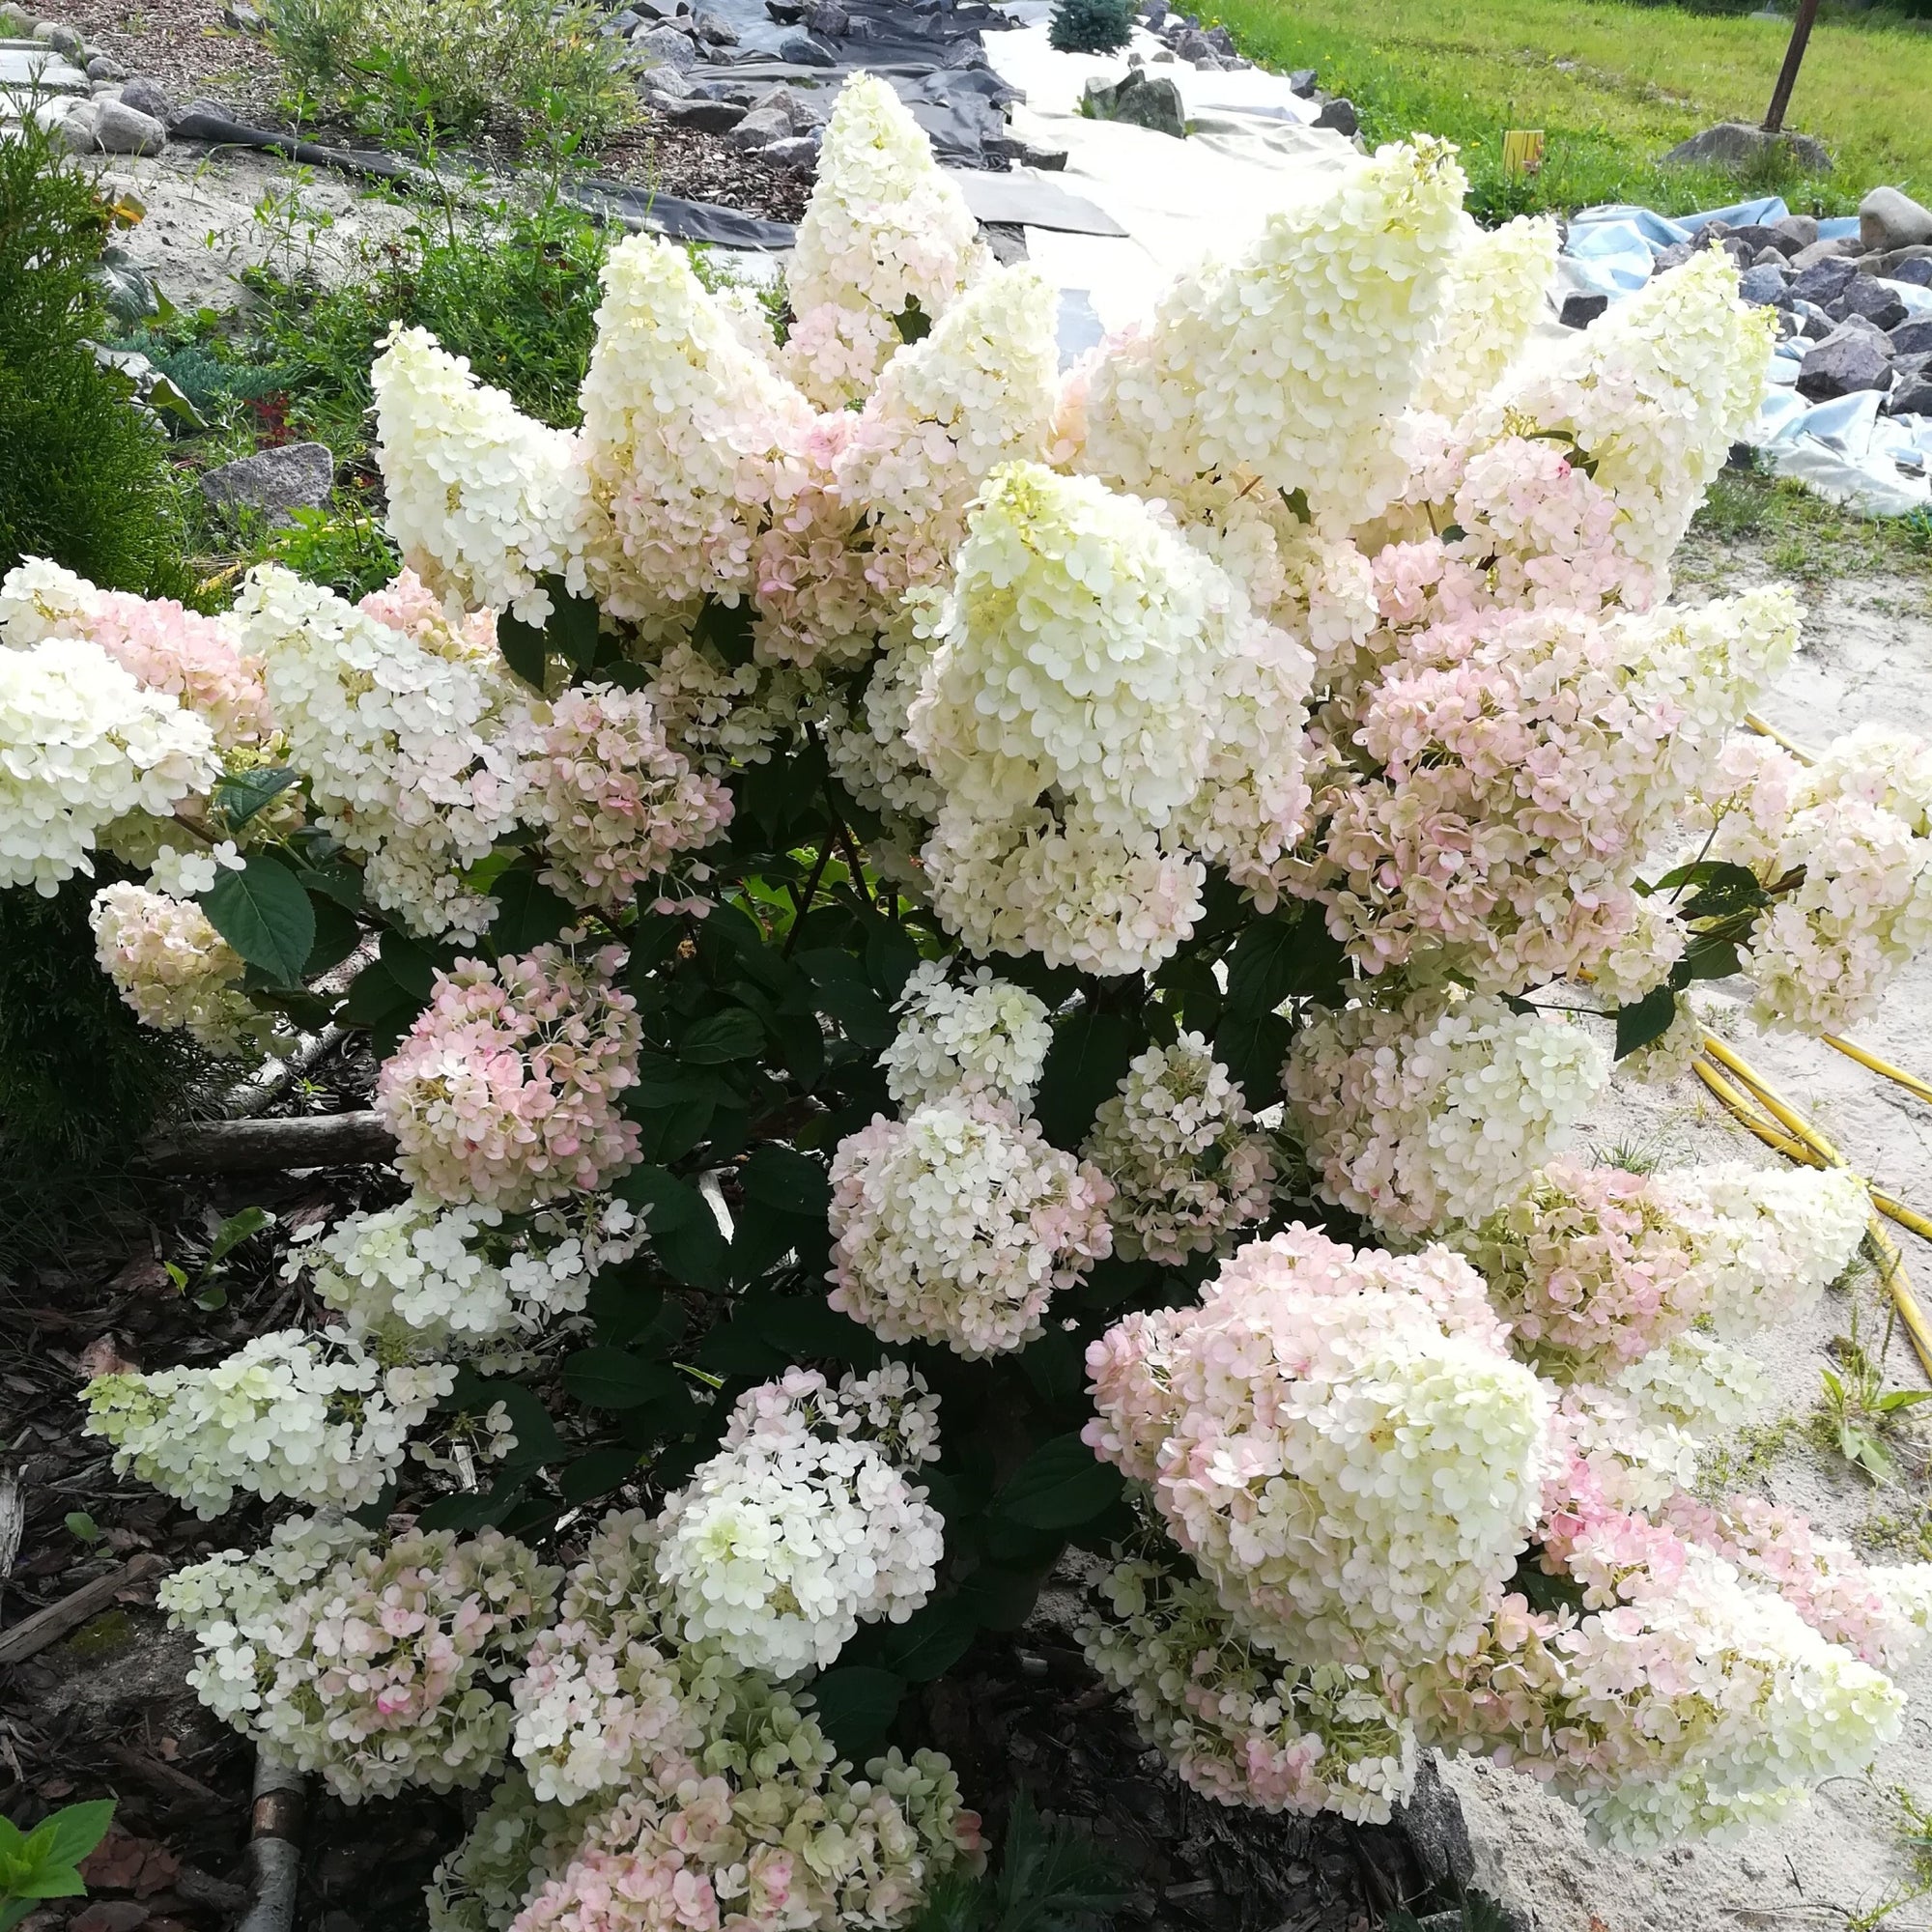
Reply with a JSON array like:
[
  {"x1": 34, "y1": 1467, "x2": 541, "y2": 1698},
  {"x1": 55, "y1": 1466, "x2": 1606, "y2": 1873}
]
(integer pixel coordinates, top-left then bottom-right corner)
[
  {"x1": 425, "y1": 1771, "x2": 586, "y2": 1932},
  {"x1": 372, "y1": 327, "x2": 585, "y2": 627},
  {"x1": 908, "y1": 463, "x2": 1313, "y2": 975},
  {"x1": 1284, "y1": 989, "x2": 1609, "y2": 1239},
  {"x1": 0, "y1": 624, "x2": 217, "y2": 894},
  {"x1": 157, "y1": 1515, "x2": 559, "y2": 1802},
  {"x1": 82, "y1": 1329, "x2": 454, "y2": 1517},
  {"x1": 1086, "y1": 1225, "x2": 1549, "y2": 1671},
  {"x1": 781, "y1": 72, "x2": 987, "y2": 409},
  {"x1": 1072, "y1": 139, "x2": 1466, "y2": 528},
  {"x1": 880, "y1": 958, "x2": 1052, "y2": 1111},
  {"x1": 298, "y1": 1193, "x2": 641, "y2": 1362},
  {"x1": 1082, "y1": 1032, "x2": 1276, "y2": 1264},
  {"x1": 653, "y1": 1367, "x2": 945, "y2": 1676},
  {"x1": 828, "y1": 1092, "x2": 1115, "y2": 1357},
  {"x1": 1080, "y1": 1551, "x2": 1416, "y2": 1823},
  {"x1": 1411, "y1": 214, "x2": 1558, "y2": 419},
  {"x1": 87, "y1": 879, "x2": 264, "y2": 1058},
  {"x1": 238, "y1": 565, "x2": 534, "y2": 940}
]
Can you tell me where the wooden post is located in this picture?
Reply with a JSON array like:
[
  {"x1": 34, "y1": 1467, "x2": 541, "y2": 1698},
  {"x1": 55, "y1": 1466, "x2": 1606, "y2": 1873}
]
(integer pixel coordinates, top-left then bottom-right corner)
[{"x1": 1763, "y1": 0, "x2": 1821, "y2": 135}]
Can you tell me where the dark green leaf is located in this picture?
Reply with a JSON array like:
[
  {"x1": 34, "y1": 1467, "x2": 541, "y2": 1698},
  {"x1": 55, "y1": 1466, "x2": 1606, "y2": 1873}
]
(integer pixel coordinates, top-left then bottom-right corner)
[
  {"x1": 877, "y1": 1598, "x2": 977, "y2": 1682},
  {"x1": 201, "y1": 852, "x2": 315, "y2": 986},
  {"x1": 561, "y1": 1347, "x2": 691, "y2": 1413},
  {"x1": 798, "y1": 950, "x2": 896, "y2": 1047},
  {"x1": 419, "y1": 1479, "x2": 526, "y2": 1532},
  {"x1": 297, "y1": 856, "x2": 364, "y2": 913},
  {"x1": 488, "y1": 869, "x2": 575, "y2": 955},
  {"x1": 558, "y1": 1445, "x2": 643, "y2": 1505},
  {"x1": 693, "y1": 596, "x2": 757, "y2": 668},
  {"x1": 894, "y1": 297, "x2": 932, "y2": 344},
  {"x1": 586, "y1": 1275, "x2": 668, "y2": 1349},
  {"x1": 993, "y1": 1433, "x2": 1123, "y2": 1529},
  {"x1": 1034, "y1": 1007, "x2": 1142, "y2": 1152},
  {"x1": 302, "y1": 893, "x2": 362, "y2": 979},
  {"x1": 863, "y1": 918, "x2": 922, "y2": 1003},
  {"x1": 339, "y1": 957, "x2": 422, "y2": 1030},
  {"x1": 1680, "y1": 934, "x2": 1743, "y2": 983},
  {"x1": 1613, "y1": 983, "x2": 1678, "y2": 1060},
  {"x1": 379, "y1": 927, "x2": 444, "y2": 1000},
  {"x1": 1224, "y1": 906, "x2": 1348, "y2": 1017},
  {"x1": 498, "y1": 611, "x2": 549, "y2": 691},
  {"x1": 548, "y1": 584, "x2": 602, "y2": 673},
  {"x1": 205, "y1": 1205, "x2": 271, "y2": 1267},
  {"x1": 740, "y1": 1145, "x2": 832, "y2": 1217},
  {"x1": 213, "y1": 766, "x2": 298, "y2": 830},
  {"x1": 1211, "y1": 1009, "x2": 1293, "y2": 1112},
  {"x1": 618, "y1": 1167, "x2": 730, "y2": 1289},
  {"x1": 682, "y1": 1008, "x2": 767, "y2": 1065},
  {"x1": 752, "y1": 1293, "x2": 882, "y2": 1368},
  {"x1": 809, "y1": 1665, "x2": 903, "y2": 1758},
  {"x1": 954, "y1": 1561, "x2": 1050, "y2": 1632}
]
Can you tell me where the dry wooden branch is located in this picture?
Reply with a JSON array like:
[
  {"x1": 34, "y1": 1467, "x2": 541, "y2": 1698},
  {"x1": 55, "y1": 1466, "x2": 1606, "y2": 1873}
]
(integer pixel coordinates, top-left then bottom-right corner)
[
  {"x1": 238, "y1": 1755, "x2": 305, "y2": 1932},
  {"x1": 137, "y1": 1111, "x2": 397, "y2": 1175},
  {"x1": 0, "y1": 1551, "x2": 168, "y2": 1664}
]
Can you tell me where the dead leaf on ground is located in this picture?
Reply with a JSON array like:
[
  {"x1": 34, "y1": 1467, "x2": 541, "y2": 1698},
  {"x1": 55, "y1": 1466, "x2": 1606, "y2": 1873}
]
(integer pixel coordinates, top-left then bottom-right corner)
[{"x1": 76, "y1": 1334, "x2": 140, "y2": 1378}]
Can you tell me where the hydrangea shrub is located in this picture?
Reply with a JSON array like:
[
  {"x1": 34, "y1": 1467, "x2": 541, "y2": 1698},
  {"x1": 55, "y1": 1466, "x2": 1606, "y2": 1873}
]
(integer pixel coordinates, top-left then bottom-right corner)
[{"x1": 8, "y1": 81, "x2": 1932, "y2": 1917}]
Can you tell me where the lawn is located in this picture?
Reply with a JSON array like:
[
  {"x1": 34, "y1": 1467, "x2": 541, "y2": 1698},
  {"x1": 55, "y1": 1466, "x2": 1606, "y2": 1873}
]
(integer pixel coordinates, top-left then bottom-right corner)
[{"x1": 1200, "y1": 0, "x2": 1932, "y2": 219}]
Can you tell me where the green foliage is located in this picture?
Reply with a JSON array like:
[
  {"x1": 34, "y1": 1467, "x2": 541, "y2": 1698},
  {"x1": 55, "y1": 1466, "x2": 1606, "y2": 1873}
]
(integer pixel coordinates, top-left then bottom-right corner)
[
  {"x1": 266, "y1": 0, "x2": 634, "y2": 140},
  {"x1": 1817, "y1": 1351, "x2": 1932, "y2": 1484},
  {"x1": 1049, "y1": 0, "x2": 1135, "y2": 54},
  {"x1": 1383, "y1": 1895, "x2": 1513, "y2": 1932},
  {"x1": 256, "y1": 501, "x2": 404, "y2": 599},
  {"x1": 0, "y1": 118, "x2": 195, "y2": 595},
  {"x1": 912, "y1": 1791, "x2": 1124, "y2": 1932},
  {"x1": 0, "y1": 1799, "x2": 116, "y2": 1932}
]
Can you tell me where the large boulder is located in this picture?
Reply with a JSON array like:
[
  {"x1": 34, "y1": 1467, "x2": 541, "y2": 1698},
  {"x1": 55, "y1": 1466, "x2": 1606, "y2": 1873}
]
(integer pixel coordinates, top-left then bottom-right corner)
[
  {"x1": 1772, "y1": 213, "x2": 1820, "y2": 252},
  {"x1": 1082, "y1": 68, "x2": 1185, "y2": 137},
  {"x1": 727, "y1": 102, "x2": 791, "y2": 148},
  {"x1": 656, "y1": 93, "x2": 744, "y2": 128},
  {"x1": 92, "y1": 96, "x2": 164, "y2": 153},
  {"x1": 1832, "y1": 275, "x2": 1909, "y2": 330},
  {"x1": 1661, "y1": 121, "x2": 1832, "y2": 174},
  {"x1": 1796, "y1": 323, "x2": 1893, "y2": 401},
  {"x1": 117, "y1": 72, "x2": 173, "y2": 122},
  {"x1": 1736, "y1": 263, "x2": 1789, "y2": 308},
  {"x1": 776, "y1": 30, "x2": 836, "y2": 63},
  {"x1": 201, "y1": 441, "x2": 335, "y2": 523},
  {"x1": 1788, "y1": 255, "x2": 1859, "y2": 306},
  {"x1": 1891, "y1": 316, "x2": 1932, "y2": 357},
  {"x1": 1860, "y1": 185, "x2": 1932, "y2": 254},
  {"x1": 635, "y1": 22, "x2": 698, "y2": 68}
]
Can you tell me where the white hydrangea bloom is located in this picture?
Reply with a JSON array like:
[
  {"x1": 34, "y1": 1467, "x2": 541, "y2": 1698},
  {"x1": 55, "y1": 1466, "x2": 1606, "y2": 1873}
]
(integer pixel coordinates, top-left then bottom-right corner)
[
  {"x1": 1611, "y1": 1331, "x2": 1773, "y2": 1448},
  {"x1": 1649, "y1": 1162, "x2": 1870, "y2": 1337},
  {"x1": 654, "y1": 1368, "x2": 945, "y2": 1677},
  {"x1": 1284, "y1": 990, "x2": 1610, "y2": 1239},
  {"x1": 237, "y1": 565, "x2": 536, "y2": 940},
  {"x1": 1072, "y1": 139, "x2": 1466, "y2": 527},
  {"x1": 1083, "y1": 1032, "x2": 1277, "y2": 1264},
  {"x1": 1085, "y1": 1225, "x2": 1550, "y2": 1671},
  {"x1": 298, "y1": 1194, "x2": 640, "y2": 1360},
  {"x1": 372, "y1": 327, "x2": 586, "y2": 627},
  {"x1": 781, "y1": 71, "x2": 988, "y2": 410},
  {"x1": 822, "y1": 613, "x2": 947, "y2": 823},
  {"x1": 0, "y1": 634, "x2": 217, "y2": 893},
  {"x1": 880, "y1": 959, "x2": 1053, "y2": 1112},
  {"x1": 1801, "y1": 723, "x2": 1932, "y2": 835},
  {"x1": 425, "y1": 1770, "x2": 586, "y2": 1932},
  {"x1": 1081, "y1": 1553, "x2": 1416, "y2": 1822},
  {"x1": 88, "y1": 879, "x2": 265, "y2": 1058},
  {"x1": 81, "y1": 1329, "x2": 455, "y2": 1518},
  {"x1": 577, "y1": 233, "x2": 818, "y2": 631},
  {"x1": 159, "y1": 1517, "x2": 558, "y2": 1802},
  {"x1": 829, "y1": 1094, "x2": 1114, "y2": 1357},
  {"x1": 1412, "y1": 214, "x2": 1558, "y2": 419}
]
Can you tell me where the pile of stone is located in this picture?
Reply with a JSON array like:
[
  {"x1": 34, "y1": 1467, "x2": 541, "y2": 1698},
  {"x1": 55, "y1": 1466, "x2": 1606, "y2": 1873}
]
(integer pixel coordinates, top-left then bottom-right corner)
[
  {"x1": 639, "y1": 62, "x2": 831, "y2": 171},
  {"x1": 0, "y1": 5, "x2": 176, "y2": 155},
  {"x1": 1134, "y1": 2, "x2": 1249, "y2": 72}
]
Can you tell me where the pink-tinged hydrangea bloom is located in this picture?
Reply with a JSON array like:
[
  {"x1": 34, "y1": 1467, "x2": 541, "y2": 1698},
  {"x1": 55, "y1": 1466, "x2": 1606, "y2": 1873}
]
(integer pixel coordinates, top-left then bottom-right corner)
[
  {"x1": 0, "y1": 555, "x2": 271, "y2": 747},
  {"x1": 518, "y1": 683, "x2": 732, "y2": 912},
  {"x1": 377, "y1": 944, "x2": 642, "y2": 1211},
  {"x1": 1079, "y1": 1551, "x2": 1415, "y2": 1822},
  {"x1": 1284, "y1": 990, "x2": 1607, "y2": 1239},
  {"x1": 88, "y1": 878, "x2": 265, "y2": 1059},
  {"x1": 828, "y1": 1094, "x2": 1114, "y2": 1358},
  {"x1": 157, "y1": 1517, "x2": 559, "y2": 1802},
  {"x1": 1082, "y1": 1033, "x2": 1276, "y2": 1266},
  {"x1": 1085, "y1": 1224, "x2": 1548, "y2": 1672}
]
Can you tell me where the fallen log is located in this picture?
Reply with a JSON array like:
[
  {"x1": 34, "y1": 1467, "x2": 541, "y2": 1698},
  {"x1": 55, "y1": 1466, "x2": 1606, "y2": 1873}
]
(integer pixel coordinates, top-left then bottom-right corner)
[
  {"x1": 0, "y1": 1551, "x2": 169, "y2": 1664},
  {"x1": 138, "y1": 1111, "x2": 397, "y2": 1175}
]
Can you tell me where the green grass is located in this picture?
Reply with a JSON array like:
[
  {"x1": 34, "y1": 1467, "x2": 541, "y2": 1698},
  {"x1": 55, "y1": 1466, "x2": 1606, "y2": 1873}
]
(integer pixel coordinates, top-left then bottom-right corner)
[
  {"x1": 1202, "y1": 0, "x2": 1932, "y2": 218},
  {"x1": 1678, "y1": 469, "x2": 1932, "y2": 590}
]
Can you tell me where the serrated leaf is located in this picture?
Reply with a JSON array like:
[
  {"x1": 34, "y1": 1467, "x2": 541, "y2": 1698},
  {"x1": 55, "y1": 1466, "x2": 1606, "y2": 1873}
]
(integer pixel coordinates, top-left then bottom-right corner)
[
  {"x1": 497, "y1": 611, "x2": 549, "y2": 691},
  {"x1": 1613, "y1": 983, "x2": 1678, "y2": 1060},
  {"x1": 302, "y1": 893, "x2": 362, "y2": 979},
  {"x1": 1224, "y1": 906, "x2": 1348, "y2": 1017},
  {"x1": 993, "y1": 1433, "x2": 1123, "y2": 1529},
  {"x1": 798, "y1": 950, "x2": 895, "y2": 1046},
  {"x1": 25, "y1": 1800, "x2": 116, "y2": 1872},
  {"x1": 750, "y1": 1293, "x2": 881, "y2": 1367},
  {"x1": 1212, "y1": 1009, "x2": 1293, "y2": 1112},
  {"x1": 548, "y1": 584, "x2": 602, "y2": 673},
  {"x1": 200, "y1": 852, "x2": 315, "y2": 985},
  {"x1": 809, "y1": 1665, "x2": 903, "y2": 1758},
  {"x1": 1034, "y1": 1007, "x2": 1142, "y2": 1152},
  {"x1": 558, "y1": 1444, "x2": 642, "y2": 1505},
  {"x1": 740, "y1": 1145, "x2": 831, "y2": 1217},
  {"x1": 379, "y1": 927, "x2": 444, "y2": 999},
  {"x1": 561, "y1": 1347, "x2": 689, "y2": 1411},
  {"x1": 212, "y1": 765, "x2": 298, "y2": 830},
  {"x1": 339, "y1": 957, "x2": 422, "y2": 1030},
  {"x1": 877, "y1": 1598, "x2": 977, "y2": 1682},
  {"x1": 488, "y1": 869, "x2": 574, "y2": 955},
  {"x1": 618, "y1": 1166, "x2": 730, "y2": 1289},
  {"x1": 693, "y1": 595, "x2": 757, "y2": 668},
  {"x1": 681, "y1": 1008, "x2": 767, "y2": 1065}
]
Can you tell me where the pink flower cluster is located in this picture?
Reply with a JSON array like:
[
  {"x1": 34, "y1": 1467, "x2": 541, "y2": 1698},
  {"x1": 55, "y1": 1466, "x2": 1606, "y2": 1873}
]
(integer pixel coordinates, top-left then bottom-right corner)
[
  {"x1": 377, "y1": 944, "x2": 642, "y2": 1210},
  {"x1": 520, "y1": 684, "x2": 733, "y2": 912}
]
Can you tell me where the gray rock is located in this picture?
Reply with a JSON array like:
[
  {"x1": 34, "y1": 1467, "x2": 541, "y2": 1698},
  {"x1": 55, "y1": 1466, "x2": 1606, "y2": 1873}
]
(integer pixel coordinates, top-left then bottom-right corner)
[
  {"x1": 53, "y1": 92, "x2": 95, "y2": 148},
  {"x1": 1737, "y1": 263, "x2": 1789, "y2": 307},
  {"x1": 764, "y1": 0, "x2": 805, "y2": 15},
  {"x1": 1773, "y1": 213, "x2": 1820, "y2": 251},
  {"x1": 83, "y1": 50, "x2": 123, "y2": 77},
  {"x1": 1789, "y1": 255, "x2": 1859, "y2": 305},
  {"x1": 751, "y1": 80, "x2": 823, "y2": 128},
  {"x1": 1889, "y1": 376, "x2": 1932, "y2": 416},
  {"x1": 1860, "y1": 184, "x2": 1932, "y2": 254},
  {"x1": 201, "y1": 441, "x2": 335, "y2": 523},
  {"x1": 1204, "y1": 21, "x2": 1234, "y2": 50},
  {"x1": 804, "y1": 0, "x2": 846, "y2": 33},
  {"x1": 1895, "y1": 257, "x2": 1932, "y2": 290},
  {"x1": 1081, "y1": 68, "x2": 1184, "y2": 138},
  {"x1": 693, "y1": 6, "x2": 736, "y2": 39},
  {"x1": 1660, "y1": 120, "x2": 1832, "y2": 174},
  {"x1": 635, "y1": 22, "x2": 698, "y2": 66},
  {"x1": 1140, "y1": 0, "x2": 1166, "y2": 20},
  {"x1": 1796, "y1": 325, "x2": 1893, "y2": 400},
  {"x1": 1312, "y1": 96, "x2": 1357, "y2": 136},
  {"x1": 1285, "y1": 66, "x2": 1316, "y2": 95},
  {"x1": 1752, "y1": 245, "x2": 1788, "y2": 268},
  {"x1": 727, "y1": 102, "x2": 791, "y2": 147},
  {"x1": 1559, "y1": 291, "x2": 1608, "y2": 328},
  {"x1": 1831, "y1": 276, "x2": 1908, "y2": 330},
  {"x1": 776, "y1": 29, "x2": 835, "y2": 62},
  {"x1": 1170, "y1": 27, "x2": 1216, "y2": 62},
  {"x1": 1790, "y1": 236, "x2": 1859, "y2": 270},
  {"x1": 1726, "y1": 221, "x2": 1785, "y2": 254},
  {"x1": 32, "y1": 18, "x2": 82, "y2": 54},
  {"x1": 760, "y1": 132, "x2": 819, "y2": 168},
  {"x1": 606, "y1": 9, "x2": 642, "y2": 30},
  {"x1": 657, "y1": 92, "x2": 743, "y2": 128},
  {"x1": 638, "y1": 61, "x2": 696, "y2": 97},
  {"x1": 1651, "y1": 240, "x2": 1694, "y2": 274},
  {"x1": 986, "y1": 132, "x2": 1067, "y2": 168},
  {"x1": 92, "y1": 96, "x2": 164, "y2": 153},
  {"x1": 220, "y1": 0, "x2": 263, "y2": 29},
  {"x1": 0, "y1": 2, "x2": 33, "y2": 29},
  {"x1": 1892, "y1": 316, "x2": 1932, "y2": 356}
]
